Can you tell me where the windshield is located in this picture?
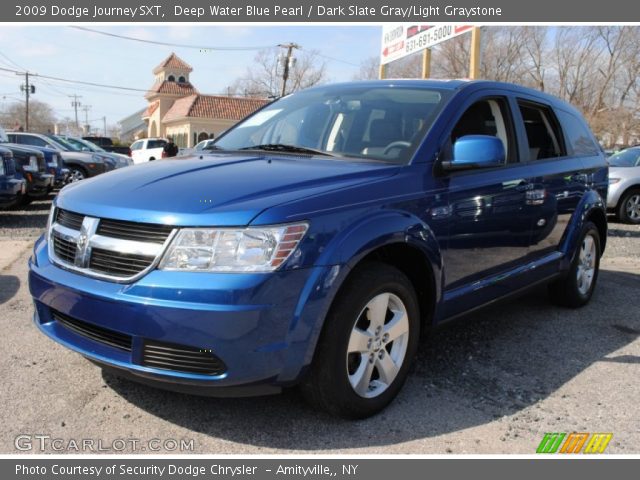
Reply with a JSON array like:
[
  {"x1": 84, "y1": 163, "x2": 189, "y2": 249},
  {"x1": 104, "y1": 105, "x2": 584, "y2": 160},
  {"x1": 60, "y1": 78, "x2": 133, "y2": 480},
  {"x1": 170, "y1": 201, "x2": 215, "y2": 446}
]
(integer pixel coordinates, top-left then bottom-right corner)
[
  {"x1": 609, "y1": 148, "x2": 640, "y2": 167},
  {"x1": 215, "y1": 85, "x2": 450, "y2": 164},
  {"x1": 65, "y1": 137, "x2": 105, "y2": 152},
  {"x1": 46, "y1": 135, "x2": 80, "y2": 152}
]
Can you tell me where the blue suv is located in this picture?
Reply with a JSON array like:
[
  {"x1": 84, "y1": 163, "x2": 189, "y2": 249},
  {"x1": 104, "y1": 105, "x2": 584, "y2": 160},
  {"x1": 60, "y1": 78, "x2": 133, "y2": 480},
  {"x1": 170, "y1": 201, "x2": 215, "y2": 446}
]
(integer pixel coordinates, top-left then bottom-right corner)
[{"x1": 29, "y1": 80, "x2": 608, "y2": 418}]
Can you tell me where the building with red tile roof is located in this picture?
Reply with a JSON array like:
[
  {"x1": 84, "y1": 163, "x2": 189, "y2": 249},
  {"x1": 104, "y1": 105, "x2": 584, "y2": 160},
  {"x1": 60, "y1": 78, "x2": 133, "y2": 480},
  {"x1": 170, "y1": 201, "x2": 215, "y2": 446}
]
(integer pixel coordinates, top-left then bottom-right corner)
[{"x1": 142, "y1": 53, "x2": 269, "y2": 148}]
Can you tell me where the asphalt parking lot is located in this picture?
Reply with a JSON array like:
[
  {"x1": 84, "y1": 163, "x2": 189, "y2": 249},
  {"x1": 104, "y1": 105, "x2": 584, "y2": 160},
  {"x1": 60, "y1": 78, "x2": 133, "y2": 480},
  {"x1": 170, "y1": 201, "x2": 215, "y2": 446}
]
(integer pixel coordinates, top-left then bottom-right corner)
[{"x1": 1, "y1": 194, "x2": 638, "y2": 454}]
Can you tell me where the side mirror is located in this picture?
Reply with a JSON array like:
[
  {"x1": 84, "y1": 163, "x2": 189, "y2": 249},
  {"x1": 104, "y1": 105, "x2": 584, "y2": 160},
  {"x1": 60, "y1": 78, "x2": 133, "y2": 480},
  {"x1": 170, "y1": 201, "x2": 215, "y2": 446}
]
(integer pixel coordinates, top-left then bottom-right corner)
[{"x1": 442, "y1": 135, "x2": 505, "y2": 171}]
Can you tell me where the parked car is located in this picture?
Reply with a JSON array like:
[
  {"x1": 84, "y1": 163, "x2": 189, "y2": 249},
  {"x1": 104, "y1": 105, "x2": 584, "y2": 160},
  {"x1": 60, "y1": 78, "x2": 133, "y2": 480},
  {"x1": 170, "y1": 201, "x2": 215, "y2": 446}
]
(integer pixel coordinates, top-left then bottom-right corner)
[
  {"x1": 607, "y1": 146, "x2": 640, "y2": 224},
  {"x1": 0, "y1": 142, "x2": 52, "y2": 205},
  {"x1": 178, "y1": 138, "x2": 217, "y2": 157},
  {"x1": 0, "y1": 128, "x2": 68, "y2": 189},
  {"x1": 7, "y1": 132, "x2": 111, "y2": 182},
  {"x1": 129, "y1": 138, "x2": 167, "y2": 164},
  {"x1": 55, "y1": 136, "x2": 132, "y2": 169},
  {"x1": 29, "y1": 80, "x2": 608, "y2": 418},
  {"x1": 82, "y1": 136, "x2": 131, "y2": 156},
  {"x1": 39, "y1": 147, "x2": 69, "y2": 190},
  {"x1": 0, "y1": 146, "x2": 27, "y2": 209}
]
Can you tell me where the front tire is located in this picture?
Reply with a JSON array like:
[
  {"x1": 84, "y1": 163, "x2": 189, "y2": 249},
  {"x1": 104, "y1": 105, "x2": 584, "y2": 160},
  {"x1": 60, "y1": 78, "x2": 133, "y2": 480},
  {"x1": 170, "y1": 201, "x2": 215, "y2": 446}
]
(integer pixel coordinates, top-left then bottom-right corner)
[
  {"x1": 69, "y1": 167, "x2": 87, "y2": 183},
  {"x1": 548, "y1": 221, "x2": 601, "y2": 308},
  {"x1": 617, "y1": 189, "x2": 640, "y2": 224},
  {"x1": 301, "y1": 262, "x2": 420, "y2": 419}
]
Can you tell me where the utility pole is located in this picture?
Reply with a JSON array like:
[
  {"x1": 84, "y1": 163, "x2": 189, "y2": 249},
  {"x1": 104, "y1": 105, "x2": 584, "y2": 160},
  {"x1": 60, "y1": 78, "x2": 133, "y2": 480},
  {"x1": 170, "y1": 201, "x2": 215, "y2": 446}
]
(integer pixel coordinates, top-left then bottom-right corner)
[
  {"x1": 81, "y1": 105, "x2": 91, "y2": 134},
  {"x1": 17, "y1": 71, "x2": 35, "y2": 131},
  {"x1": 469, "y1": 27, "x2": 482, "y2": 80},
  {"x1": 278, "y1": 43, "x2": 300, "y2": 97},
  {"x1": 69, "y1": 94, "x2": 82, "y2": 129},
  {"x1": 103, "y1": 116, "x2": 107, "y2": 136}
]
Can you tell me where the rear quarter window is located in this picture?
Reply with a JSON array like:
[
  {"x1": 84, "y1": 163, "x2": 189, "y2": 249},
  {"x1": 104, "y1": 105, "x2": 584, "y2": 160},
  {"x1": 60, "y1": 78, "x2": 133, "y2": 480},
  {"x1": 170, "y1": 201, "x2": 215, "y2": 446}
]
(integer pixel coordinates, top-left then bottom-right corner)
[
  {"x1": 147, "y1": 140, "x2": 167, "y2": 149},
  {"x1": 556, "y1": 110, "x2": 599, "y2": 156}
]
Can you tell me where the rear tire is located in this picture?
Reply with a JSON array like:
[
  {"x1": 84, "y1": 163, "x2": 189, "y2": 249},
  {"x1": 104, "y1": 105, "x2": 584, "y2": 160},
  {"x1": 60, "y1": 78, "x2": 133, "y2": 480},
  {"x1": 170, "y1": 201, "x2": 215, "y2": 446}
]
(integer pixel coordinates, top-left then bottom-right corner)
[
  {"x1": 548, "y1": 221, "x2": 601, "y2": 308},
  {"x1": 617, "y1": 189, "x2": 640, "y2": 224},
  {"x1": 300, "y1": 262, "x2": 420, "y2": 419}
]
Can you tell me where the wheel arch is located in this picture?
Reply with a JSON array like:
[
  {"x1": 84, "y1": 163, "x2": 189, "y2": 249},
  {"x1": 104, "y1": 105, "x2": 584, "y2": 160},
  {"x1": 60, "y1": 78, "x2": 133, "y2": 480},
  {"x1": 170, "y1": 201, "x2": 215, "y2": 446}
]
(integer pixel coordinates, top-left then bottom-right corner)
[
  {"x1": 278, "y1": 213, "x2": 444, "y2": 384},
  {"x1": 560, "y1": 190, "x2": 608, "y2": 263}
]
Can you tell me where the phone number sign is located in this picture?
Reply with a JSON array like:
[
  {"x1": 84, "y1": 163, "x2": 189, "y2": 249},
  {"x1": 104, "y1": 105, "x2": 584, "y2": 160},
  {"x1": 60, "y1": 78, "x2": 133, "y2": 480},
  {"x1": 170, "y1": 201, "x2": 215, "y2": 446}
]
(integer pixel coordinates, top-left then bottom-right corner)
[{"x1": 380, "y1": 24, "x2": 474, "y2": 65}]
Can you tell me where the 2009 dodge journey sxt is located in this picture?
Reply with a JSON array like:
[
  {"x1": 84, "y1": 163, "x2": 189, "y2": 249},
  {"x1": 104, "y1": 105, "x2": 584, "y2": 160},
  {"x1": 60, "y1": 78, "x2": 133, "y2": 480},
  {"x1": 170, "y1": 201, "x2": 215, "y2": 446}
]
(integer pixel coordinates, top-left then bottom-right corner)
[{"x1": 29, "y1": 80, "x2": 608, "y2": 418}]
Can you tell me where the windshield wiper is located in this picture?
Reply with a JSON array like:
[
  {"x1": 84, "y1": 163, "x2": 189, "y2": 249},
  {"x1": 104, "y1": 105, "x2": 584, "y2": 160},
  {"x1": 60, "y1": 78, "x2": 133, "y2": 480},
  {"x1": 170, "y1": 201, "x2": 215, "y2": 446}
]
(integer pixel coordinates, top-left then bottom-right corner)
[{"x1": 238, "y1": 144, "x2": 337, "y2": 157}]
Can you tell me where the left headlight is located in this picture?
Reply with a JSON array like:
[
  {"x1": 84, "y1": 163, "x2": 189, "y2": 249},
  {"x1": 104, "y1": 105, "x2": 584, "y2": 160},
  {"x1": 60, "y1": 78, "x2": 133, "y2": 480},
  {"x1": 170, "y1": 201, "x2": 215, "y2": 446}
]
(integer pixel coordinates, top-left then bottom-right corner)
[
  {"x1": 159, "y1": 223, "x2": 308, "y2": 272},
  {"x1": 609, "y1": 178, "x2": 621, "y2": 185}
]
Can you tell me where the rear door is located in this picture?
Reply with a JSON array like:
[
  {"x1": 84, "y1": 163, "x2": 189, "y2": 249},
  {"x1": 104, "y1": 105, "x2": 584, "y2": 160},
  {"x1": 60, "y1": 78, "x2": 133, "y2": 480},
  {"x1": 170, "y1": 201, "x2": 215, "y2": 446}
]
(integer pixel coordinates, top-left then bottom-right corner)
[
  {"x1": 512, "y1": 98, "x2": 593, "y2": 259},
  {"x1": 129, "y1": 140, "x2": 144, "y2": 164}
]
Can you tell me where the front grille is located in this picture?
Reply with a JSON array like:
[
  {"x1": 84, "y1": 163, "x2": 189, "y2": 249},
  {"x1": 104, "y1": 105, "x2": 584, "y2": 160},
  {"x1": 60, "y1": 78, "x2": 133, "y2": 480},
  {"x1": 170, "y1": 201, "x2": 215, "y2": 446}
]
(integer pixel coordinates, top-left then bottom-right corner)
[
  {"x1": 51, "y1": 208, "x2": 175, "y2": 281},
  {"x1": 52, "y1": 310, "x2": 132, "y2": 352},
  {"x1": 55, "y1": 209, "x2": 84, "y2": 230},
  {"x1": 142, "y1": 341, "x2": 226, "y2": 375},
  {"x1": 37, "y1": 155, "x2": 46, "y2": 173},
  {"x1": 52, "y1": 234, "x2": 77, "y2": 264},
  {"x1": 96, "y1": 218, "x2": 173, "y2": 244},
  {"x1": 3, "y1": 155, "x2": 16, "y2": 175},
  {"x1": 89, "y1": 248, "x2": 155, "y2": 277}
]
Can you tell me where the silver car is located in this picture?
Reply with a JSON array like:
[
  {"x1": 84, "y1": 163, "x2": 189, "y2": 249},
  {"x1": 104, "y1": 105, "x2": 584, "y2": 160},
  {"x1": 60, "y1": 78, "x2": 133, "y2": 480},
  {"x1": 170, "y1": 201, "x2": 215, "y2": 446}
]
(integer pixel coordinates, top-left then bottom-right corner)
[{"x1": 607, "y1": 147, "x2": 640, "y2": 224}]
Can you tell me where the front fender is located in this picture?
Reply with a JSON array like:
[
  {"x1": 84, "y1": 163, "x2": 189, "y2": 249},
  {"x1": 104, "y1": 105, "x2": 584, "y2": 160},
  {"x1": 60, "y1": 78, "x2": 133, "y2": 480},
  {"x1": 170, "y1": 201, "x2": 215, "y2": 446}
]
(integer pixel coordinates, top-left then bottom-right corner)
[
  {"x1": 277, "y1": 210, "x2": 443, "y2": 383},
  {"x1": 316, "y1": 209, "x2": 443, "y2": 271}
]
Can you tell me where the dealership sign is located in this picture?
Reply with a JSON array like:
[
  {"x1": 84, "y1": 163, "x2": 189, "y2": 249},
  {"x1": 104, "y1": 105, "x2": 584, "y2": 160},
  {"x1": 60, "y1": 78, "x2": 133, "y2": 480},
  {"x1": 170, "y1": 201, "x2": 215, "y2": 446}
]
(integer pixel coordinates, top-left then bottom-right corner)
[{"x1": 380, "y1": 24, "x2": 474, "y2": 65}]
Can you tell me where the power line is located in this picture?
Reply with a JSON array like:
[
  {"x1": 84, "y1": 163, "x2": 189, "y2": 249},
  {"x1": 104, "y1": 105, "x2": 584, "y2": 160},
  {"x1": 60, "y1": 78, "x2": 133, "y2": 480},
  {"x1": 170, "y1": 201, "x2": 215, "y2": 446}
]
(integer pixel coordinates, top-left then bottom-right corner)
[
  {"x1": 0, "y1": 65, "x2": 149, "y2": 92},
  {"x1": 71, "y1": 26, "x2": 360, "y2": 67},
  {"x1": 0, "y1": 65, "x2": 262, "y2": 97},
  {"x1": 71, "y1": 27, "x2": 271, "y2": 51}
]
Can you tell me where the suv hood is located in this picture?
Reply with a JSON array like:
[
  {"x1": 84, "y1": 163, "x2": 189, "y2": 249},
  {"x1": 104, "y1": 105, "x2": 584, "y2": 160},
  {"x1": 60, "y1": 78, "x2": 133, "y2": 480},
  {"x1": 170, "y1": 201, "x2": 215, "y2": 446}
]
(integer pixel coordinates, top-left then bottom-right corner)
[
  {"x1": 56, "y1": 154, "x2": 400, "y2": 226},
  {"x1": 0, "y1": 142, "x2": 44, "y2": 158}
]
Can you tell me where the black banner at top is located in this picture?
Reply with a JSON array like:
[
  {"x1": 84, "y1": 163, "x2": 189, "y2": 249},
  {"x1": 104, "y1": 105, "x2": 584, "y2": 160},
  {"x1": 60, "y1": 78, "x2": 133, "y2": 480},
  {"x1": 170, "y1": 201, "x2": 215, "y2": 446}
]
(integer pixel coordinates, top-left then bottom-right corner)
[{"x1": 5, "y1": 0, "x2": 640, "y2": 22}]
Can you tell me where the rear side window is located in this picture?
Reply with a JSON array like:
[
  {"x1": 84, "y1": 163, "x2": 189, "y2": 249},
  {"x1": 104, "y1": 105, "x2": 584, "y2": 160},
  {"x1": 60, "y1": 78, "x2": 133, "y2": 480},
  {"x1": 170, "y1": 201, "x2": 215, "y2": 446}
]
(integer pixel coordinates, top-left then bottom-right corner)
[
  {"x1": 556, "y1": 110, "x2": 599, "y2": 156},
  {"x1": 147, "y1": 140, "x2": 167, "y2": 149},
  {"x1": 19, "y1": 135, "x2": 48, "y2": 147},
  {"x1": 518, "y1": 101, "x2": 565, "y2": 161}
]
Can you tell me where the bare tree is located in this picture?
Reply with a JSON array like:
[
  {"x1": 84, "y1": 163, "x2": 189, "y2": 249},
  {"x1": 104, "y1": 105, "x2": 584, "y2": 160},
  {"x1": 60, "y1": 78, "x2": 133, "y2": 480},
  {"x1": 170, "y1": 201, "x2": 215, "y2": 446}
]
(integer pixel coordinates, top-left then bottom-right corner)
[
  {"x1": 0, "y1": 100, "x2": 56, "y2": 133},
  {"x1": 353, "y1": 56, "x2": 380, "y2": 80},
  {"x1": 229, "y1": 48, "x2": 327, "y2": 98}
]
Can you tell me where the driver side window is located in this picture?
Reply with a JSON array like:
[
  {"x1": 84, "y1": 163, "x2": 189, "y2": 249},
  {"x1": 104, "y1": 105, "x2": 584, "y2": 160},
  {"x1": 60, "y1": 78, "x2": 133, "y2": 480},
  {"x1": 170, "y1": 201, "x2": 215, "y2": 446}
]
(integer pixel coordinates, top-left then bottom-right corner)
[{"x1": 448, "y1": 98, "x2": 516, "y2": 164}]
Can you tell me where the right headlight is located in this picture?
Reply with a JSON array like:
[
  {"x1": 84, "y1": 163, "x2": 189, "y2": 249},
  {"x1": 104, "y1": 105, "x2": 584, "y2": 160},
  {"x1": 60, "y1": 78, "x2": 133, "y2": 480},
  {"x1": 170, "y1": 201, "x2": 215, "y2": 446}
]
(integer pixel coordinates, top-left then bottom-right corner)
[{"x1": 159, "y1": 223, "x2": 308, "y2": 272}]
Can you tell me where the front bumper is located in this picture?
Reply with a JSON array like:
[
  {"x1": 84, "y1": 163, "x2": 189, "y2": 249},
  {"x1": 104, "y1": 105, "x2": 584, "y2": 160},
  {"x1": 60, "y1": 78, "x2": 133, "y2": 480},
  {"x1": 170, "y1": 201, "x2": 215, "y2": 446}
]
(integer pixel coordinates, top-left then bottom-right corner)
[
  {"x1": 0, "y1": 178, "x2": 26, "y2": 207},
  {"x1": 29, "y1": 235, "x2": 342, "y2": 395},
  {"x1": 26, "y1": 172, "x2": 54, "y2": 197}
]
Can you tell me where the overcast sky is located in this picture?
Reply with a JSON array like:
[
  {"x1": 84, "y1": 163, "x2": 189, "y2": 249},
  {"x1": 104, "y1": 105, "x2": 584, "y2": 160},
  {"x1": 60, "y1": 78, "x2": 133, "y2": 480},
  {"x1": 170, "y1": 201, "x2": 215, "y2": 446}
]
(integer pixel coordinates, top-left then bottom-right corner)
[{"x1": 0, "y1": 26, "x2": 381, "y2": 130}]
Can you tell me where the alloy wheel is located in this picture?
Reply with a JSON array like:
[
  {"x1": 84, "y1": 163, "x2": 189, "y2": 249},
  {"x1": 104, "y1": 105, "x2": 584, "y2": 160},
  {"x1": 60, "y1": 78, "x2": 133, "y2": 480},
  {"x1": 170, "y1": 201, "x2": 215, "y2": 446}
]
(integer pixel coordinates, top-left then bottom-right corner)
[
  {"x1": 346, "y1": 292, "x2": 410, "y2": 398},
  {"x1": 576, "y1": 233, "x2": 597, "y2": 295}
]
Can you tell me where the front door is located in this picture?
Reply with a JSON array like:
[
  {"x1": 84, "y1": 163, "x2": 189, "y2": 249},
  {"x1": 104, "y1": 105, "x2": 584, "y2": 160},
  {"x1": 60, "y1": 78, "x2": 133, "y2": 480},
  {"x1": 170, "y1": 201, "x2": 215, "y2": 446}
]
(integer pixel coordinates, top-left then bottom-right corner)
[{"x1": 438, "y1": 96, "x2": 537, "y2": 318}]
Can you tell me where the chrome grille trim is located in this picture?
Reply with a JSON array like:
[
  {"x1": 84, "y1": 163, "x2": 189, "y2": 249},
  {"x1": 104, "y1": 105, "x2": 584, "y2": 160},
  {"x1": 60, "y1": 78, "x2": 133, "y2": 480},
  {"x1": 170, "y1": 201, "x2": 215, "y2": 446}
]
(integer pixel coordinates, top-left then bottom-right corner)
[{"x1": 48, "y1": 208, "x2": 177, "y2": 283}]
